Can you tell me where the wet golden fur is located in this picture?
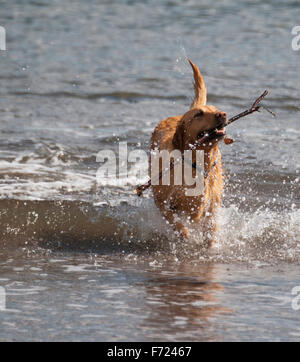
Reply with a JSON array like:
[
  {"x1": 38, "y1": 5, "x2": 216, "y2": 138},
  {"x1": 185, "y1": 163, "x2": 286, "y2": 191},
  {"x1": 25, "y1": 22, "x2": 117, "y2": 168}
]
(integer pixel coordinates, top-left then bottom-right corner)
[{"x1": 150, "y1": 60, "x2": 227, "y2": 245}]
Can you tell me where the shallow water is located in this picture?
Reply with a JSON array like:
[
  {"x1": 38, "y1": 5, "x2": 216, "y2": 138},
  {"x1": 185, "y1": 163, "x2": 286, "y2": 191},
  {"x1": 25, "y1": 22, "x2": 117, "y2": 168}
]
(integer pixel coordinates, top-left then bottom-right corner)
[
  {"x1": 0, "y1": 0, "x2": 299, "y2": 341},
  {"x1": 1, "y1": 250, "x2": 300, "y2": 342}
]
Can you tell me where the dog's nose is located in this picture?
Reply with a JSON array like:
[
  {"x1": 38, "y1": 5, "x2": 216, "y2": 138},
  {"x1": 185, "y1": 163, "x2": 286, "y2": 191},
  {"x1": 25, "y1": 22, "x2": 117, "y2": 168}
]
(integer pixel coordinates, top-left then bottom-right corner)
[
  {"x1": 215, "y1": 111, "x2": 227, "y2": 124},
  {"x1": 215, "y1": 111, "x2": 227, "y2": 120}
]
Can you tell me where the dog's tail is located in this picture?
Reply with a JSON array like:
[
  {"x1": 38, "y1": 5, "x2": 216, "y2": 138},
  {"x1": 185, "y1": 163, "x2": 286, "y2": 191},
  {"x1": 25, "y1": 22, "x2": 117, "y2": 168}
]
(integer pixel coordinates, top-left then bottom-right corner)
[{"x1": 187, "y1": 59, "x2": 207, "y2": 108}]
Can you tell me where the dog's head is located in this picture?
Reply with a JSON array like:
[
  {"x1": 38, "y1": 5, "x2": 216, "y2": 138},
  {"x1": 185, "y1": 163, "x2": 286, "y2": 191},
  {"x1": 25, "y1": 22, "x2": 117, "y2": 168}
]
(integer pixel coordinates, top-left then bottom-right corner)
[{"x1": 173, "y1": 59, "x2": 227, "y2": 152}]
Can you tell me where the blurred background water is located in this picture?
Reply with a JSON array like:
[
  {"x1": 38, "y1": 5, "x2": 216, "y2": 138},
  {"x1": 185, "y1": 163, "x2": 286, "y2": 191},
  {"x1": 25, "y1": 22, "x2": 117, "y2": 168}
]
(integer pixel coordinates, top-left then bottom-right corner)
[{"x1": 0, "y1": 0, "x2": 299, "y2": 341}]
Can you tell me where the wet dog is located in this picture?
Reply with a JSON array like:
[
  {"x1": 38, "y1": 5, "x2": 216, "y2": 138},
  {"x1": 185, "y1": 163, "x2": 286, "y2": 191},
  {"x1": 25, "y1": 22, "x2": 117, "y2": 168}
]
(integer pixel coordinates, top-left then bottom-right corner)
[{"x1": 150, "y1": 59, "x2": 227, "y2": 245}]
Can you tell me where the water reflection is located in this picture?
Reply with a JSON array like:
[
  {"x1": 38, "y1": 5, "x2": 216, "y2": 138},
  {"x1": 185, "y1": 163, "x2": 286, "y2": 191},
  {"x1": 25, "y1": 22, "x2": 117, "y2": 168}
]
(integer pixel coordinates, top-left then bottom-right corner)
[{"x1": 141, "y1": 263, "x2": 232, "y2": 341}]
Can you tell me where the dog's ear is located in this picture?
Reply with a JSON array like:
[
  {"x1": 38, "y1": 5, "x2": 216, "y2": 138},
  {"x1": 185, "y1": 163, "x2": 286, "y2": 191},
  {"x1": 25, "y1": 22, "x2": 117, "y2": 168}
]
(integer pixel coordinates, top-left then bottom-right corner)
[
  {"x1": 173, "y1": 119, "x2": 185, "y2": 152},
  {"x1": 187, "y1": 59, "x2": 207, "y2": 108}
]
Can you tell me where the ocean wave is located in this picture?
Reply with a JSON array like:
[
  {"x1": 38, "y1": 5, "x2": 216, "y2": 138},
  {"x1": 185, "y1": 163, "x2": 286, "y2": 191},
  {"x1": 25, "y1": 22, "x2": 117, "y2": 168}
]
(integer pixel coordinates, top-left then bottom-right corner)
[
  {"x1": 0, "y1": 198, "x2": 298, "y2": 264},
  {"x1": 9, "y1": 90, "x2": 187, "y2": 102}
]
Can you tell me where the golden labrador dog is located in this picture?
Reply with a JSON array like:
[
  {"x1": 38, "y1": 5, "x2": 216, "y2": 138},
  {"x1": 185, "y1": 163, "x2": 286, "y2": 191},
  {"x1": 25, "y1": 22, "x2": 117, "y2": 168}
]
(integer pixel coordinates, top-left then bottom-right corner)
[{"x1": 150, "y1": 59, "x2": 227, "y2": 245}]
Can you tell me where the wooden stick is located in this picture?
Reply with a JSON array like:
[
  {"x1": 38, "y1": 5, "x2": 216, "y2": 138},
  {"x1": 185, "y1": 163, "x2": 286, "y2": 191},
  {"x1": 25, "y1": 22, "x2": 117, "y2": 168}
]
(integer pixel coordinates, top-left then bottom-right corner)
[
  {"x1": 193, "y1": 90, "x2": 269, "y2": 147},
  {"x1": 227, "y1": 89, "x2": 269, "y2": 125},
  {"x1": 134, "y1": 90, "x2": 271, "y2": 196}
]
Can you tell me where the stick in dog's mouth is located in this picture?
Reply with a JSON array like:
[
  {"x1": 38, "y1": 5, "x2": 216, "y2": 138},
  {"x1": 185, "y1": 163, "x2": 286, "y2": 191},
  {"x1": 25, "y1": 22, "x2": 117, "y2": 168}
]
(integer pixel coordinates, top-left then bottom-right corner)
[
  {"x1": 195, "y1": 90, "x2": 273, "y2": 147},
  {"x1": 196, "y1": 126, "x2": 226, "y2": 145}
]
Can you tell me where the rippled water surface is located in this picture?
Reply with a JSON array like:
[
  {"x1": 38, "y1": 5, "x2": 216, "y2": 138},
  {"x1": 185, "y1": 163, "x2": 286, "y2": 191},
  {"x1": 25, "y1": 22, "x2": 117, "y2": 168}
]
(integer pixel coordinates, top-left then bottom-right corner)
[{"x1": 0, "y1": 0, "x2": 299, "y2": 341}]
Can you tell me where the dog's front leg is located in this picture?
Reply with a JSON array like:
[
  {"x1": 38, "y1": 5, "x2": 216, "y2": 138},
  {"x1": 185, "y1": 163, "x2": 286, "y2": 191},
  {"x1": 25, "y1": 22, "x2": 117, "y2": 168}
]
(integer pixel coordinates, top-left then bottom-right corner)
[
  {"x1": 162, "y1": 208, "x2": 189, "y2": 240},
  {"x1": 202, "y1": 214, "x2": 218, "y2": 247}
]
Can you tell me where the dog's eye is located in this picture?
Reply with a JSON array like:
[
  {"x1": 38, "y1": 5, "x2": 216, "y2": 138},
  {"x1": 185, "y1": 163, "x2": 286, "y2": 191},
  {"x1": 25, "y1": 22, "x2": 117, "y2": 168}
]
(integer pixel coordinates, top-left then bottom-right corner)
[{"x1": 194, "y1": 111, "x2": 204, "y2": 118}]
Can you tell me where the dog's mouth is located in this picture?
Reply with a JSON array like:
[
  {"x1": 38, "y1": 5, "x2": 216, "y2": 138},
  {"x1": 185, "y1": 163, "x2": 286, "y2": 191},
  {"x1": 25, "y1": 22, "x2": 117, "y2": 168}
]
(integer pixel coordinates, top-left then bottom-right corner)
[{"x1": 197, "y1": 127, "x2": 226, "y2": 142}]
